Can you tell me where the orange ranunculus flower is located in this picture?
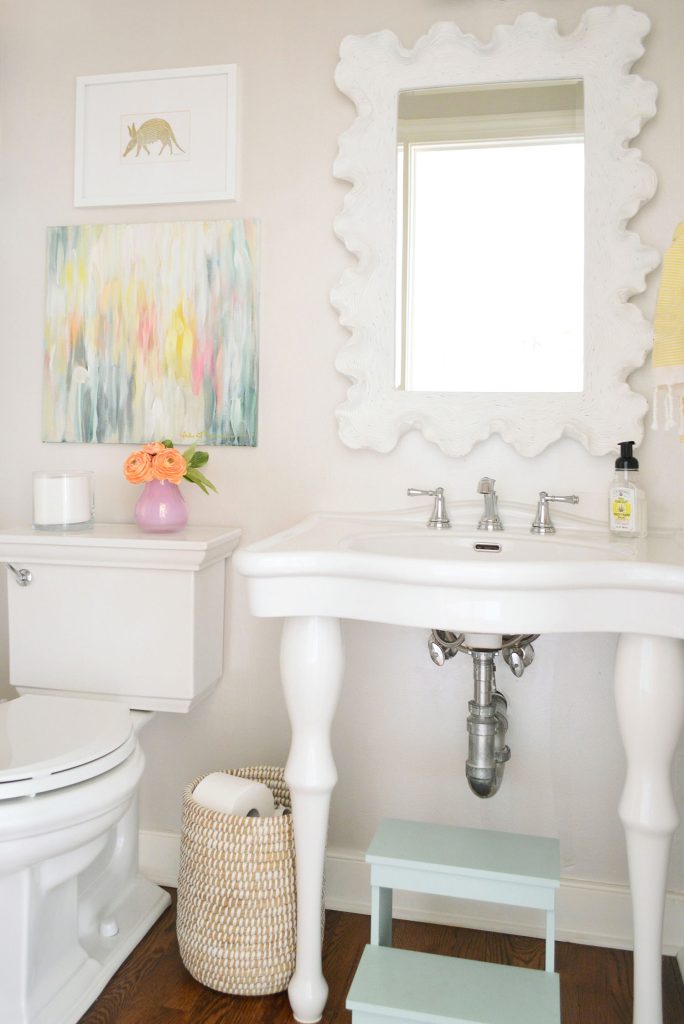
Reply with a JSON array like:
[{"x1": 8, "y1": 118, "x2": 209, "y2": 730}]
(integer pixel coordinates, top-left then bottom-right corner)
[
  {"x1": 143, "y1": 441, "x2": 166, "y2": 456},
  {"x1": 123, "y1": 450, "x2": 154, "y2": 484},
  {"x1": 152, "y1": 448, "x2": 187, "y2": 484}
]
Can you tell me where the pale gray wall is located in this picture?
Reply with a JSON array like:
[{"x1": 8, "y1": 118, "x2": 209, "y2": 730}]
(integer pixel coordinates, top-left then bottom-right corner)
[{"x1": 0, "y1": 0, "x2": 682, "y2": 895}]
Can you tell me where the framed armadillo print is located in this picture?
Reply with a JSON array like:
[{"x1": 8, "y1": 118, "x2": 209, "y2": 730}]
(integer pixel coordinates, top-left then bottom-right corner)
[{"x1": 74, "y1": 65, "x2": 238, "y2": 206}]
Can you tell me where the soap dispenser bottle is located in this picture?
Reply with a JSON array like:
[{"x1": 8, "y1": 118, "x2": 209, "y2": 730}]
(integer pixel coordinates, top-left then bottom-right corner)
[{"x1": 609, "y1": 441, "x2": 647, "y2": 538}]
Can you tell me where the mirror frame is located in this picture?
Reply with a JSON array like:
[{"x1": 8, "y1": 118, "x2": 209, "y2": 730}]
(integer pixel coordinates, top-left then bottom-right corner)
[{"x1": 331, "y1": 7, "x2": 659, "y2": 457}]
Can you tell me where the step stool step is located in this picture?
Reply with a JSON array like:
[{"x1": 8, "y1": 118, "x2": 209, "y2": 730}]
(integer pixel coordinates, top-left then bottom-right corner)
[
  {"x1": 347, "y1": 944, "x2": 560, "y2": 1024},
  {"x1": 367, "y1": 819, "x2": 559, "y2": 971},
  {"x1": 367, "y1": 819, "x2": 560, "y2": 892}
]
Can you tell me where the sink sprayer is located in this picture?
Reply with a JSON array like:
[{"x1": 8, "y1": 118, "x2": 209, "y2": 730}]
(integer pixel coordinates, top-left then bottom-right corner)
[{"x1": 428, "y1": 630, "x2": 538, "y2": 798}]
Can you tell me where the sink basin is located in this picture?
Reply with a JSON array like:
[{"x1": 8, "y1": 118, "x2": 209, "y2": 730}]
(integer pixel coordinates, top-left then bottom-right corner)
[
  {"x1": 340, "y1": 527, "x2": 636, "y2": 562},
  {"x1": 235, "y1": 502, "x2": 684, "y2": 638}
]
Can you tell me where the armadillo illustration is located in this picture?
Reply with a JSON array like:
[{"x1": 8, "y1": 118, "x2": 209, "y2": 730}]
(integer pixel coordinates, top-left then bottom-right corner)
[{"x1": 123, "y1": 118, "x2": 184, "y2": 157}]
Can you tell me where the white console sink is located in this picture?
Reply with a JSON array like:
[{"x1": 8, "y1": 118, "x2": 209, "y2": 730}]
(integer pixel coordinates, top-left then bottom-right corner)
[{"x1": 235, "y1": 502, "x2": 684, "y2": 1024}]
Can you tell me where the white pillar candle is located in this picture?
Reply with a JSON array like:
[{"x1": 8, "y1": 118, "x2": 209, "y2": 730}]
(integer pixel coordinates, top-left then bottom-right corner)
[{"x1": 32, "y1": 472, "x2": 94, "y2": 529}]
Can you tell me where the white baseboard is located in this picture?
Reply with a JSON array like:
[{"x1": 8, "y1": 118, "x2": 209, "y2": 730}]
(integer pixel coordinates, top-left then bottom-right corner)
[{"x1": 139, "y1": 830, "x2": 684, "y2": 965}]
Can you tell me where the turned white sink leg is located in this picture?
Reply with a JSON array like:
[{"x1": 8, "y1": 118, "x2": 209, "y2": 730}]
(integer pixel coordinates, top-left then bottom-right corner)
[
  {"x1": 614, "y1": 633, "x2": 684, "y2": 1024},
  {"x1": 281, "y1": 615, "x2": 344, "y2": 1023}
]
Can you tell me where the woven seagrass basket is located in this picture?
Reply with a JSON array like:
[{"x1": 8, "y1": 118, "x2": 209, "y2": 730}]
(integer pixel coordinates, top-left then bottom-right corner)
[{"x1": 176, "y1": 766, "x2": 296, "y2": 996}]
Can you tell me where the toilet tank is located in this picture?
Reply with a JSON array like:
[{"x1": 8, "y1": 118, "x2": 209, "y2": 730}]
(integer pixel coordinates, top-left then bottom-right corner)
[{"x1": 0, "y1": 524, "x2": 241, "y2": 712}]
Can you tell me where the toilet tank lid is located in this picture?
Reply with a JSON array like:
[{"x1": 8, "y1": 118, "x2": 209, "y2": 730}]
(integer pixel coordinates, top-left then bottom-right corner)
[
  {"x1": 0, "y1": 523, "x2": 241, "y2": 571},
  {"x1": 0, "y1": 695, "x2": 134, "y2": 783}
]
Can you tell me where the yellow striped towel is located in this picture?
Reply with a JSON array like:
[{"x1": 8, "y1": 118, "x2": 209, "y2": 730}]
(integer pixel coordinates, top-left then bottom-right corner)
[{"x1": 652, "y1": 222, "x2": 684, "y2": 440}]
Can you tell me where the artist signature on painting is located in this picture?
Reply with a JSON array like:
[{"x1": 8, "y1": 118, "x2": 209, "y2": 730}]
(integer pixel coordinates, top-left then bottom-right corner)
[{"x1": 180, "y1": 431, "x2": 228, "y2": 444}]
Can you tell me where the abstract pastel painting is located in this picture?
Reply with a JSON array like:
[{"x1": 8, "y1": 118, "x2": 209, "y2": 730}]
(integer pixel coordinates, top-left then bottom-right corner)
[{"x1": 43, "y1": 219, "x2": 259, "y2": 444}]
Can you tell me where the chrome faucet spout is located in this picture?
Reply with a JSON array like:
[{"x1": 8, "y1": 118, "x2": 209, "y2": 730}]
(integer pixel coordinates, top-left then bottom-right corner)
[{"x1": 477, "y1": 478, "x2": 503, "y2": 531}]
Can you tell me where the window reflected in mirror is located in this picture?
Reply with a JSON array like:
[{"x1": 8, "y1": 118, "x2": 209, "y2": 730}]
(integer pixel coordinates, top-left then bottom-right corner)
[{"x1": 396, "y1": 80, "x2": 584, "y2": 393}]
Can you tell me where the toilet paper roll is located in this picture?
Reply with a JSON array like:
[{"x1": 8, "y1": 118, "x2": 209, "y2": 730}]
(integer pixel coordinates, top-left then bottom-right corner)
[
  {"x1": 32, "y1": 471, "x2": 94, "y2": 528},
  {"x1": 192, "y1": 773, "x2": 276, "y2": 817}
]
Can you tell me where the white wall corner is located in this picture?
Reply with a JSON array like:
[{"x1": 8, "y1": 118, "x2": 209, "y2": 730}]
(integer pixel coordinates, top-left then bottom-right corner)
[{"x1": 139, "y1": 832, "x2": 684, "y2": 960}]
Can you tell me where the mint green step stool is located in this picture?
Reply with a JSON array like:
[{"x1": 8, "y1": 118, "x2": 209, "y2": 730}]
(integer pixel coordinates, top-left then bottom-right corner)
[
  {"x1": 367, "y1": 818, "x2": 560, "y2": 972},
  {"x1": 347, "y1": 944, "x2": 560, "y2": 1024},
  {"x1": 346, "y1": 818, "x2": 561, "y2": 1024}
]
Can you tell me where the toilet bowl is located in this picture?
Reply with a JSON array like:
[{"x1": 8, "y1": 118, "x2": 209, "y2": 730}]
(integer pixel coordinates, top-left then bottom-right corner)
[
  {"x1": 0, "y1": 695, "x2": 169, "y2": 1024},
  {"x1": 0, "y1": 523, "x2": 241, "y2": 1024}
]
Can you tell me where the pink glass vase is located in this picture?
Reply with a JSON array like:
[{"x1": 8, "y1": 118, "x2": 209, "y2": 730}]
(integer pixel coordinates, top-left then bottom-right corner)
[{"x1": 134, "y1": 479, "x2": 188, "y2": 533}]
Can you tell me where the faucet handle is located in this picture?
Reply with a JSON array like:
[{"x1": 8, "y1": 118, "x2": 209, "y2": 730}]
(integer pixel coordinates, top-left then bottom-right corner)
[
  {"x1": 477, "y1": 477, "x2": 496, "y2": 494},
  {"x1": 407, "y1": 487, "x2": 451, "y2": 529},
  {"x1": 531, "y1": 491, "x2": 579, "y2": 534}
]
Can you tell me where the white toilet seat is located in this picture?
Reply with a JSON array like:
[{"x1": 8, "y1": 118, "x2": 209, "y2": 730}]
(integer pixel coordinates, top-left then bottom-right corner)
[{"x1": 0, "y1": 694, "x2": 136, "y2": 800}]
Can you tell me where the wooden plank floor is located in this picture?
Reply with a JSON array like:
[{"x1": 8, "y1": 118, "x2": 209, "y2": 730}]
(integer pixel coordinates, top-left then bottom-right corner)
[{"x1": 79, "y1": 890, "x2": 684, "y2": 1024}]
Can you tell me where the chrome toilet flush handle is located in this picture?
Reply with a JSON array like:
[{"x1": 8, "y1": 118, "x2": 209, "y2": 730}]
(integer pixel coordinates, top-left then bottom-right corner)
[
  {"x1": 7, "y1": 564, "x2": 32, "y2": 586},
  {"x1": 531, "y1": 492, "x2": 579, "y2": 534},
  {"x1": 407, "y1": 487, "x2": 451, "y2": 529}
]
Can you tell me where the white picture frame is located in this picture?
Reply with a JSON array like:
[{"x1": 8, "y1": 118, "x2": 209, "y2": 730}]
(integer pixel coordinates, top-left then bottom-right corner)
[{"x1": 74, "y1": 64, "x2": 238, "y2": 207}]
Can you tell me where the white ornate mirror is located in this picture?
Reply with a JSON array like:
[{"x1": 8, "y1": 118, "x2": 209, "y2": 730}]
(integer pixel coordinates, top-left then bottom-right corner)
[{"x1": 332, "y1": 8, "x2": 659, "y2": 456}]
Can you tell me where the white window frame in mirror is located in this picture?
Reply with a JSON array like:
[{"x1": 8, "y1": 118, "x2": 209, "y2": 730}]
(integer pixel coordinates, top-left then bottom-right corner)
[{"x1": 331, "y1": 7, "x2": 659, "y2": 457}]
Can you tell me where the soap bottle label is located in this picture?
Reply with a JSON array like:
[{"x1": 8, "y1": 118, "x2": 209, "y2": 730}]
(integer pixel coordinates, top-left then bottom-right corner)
[{"x1": 610, "y1": 486, "x2": 636, "y2": 533}]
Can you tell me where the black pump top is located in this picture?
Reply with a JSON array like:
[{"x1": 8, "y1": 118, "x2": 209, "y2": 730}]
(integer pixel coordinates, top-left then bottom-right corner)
[{"x1": 615, "y1": 440, "x2": 639, "y2": 470}]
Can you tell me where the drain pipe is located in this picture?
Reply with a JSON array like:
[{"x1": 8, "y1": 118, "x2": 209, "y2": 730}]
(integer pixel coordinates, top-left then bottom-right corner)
[
  {"x1": 428, "y1": 630, "x2": 538, "y2": 798},
  {"x1": 466, "y1": 652, "x2": 510, "y2": 798}
]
